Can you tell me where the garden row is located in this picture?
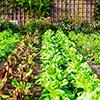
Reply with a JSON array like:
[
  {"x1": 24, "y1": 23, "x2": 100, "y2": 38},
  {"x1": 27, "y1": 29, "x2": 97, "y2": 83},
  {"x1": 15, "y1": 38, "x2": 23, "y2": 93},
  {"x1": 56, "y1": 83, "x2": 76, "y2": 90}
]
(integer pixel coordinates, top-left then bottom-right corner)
[
  {"x1": 36, "y1": 29, "x2": 100, "y2": 100},
  {"x1": 0, "y1": 32, "x2": 42, "y2": 100},
  {"x1": 0, "y1": 14, "x2": 100, "y2": 62},
  {"x1": 68, "y1": 31, "x2": 100, "y2": 65}
]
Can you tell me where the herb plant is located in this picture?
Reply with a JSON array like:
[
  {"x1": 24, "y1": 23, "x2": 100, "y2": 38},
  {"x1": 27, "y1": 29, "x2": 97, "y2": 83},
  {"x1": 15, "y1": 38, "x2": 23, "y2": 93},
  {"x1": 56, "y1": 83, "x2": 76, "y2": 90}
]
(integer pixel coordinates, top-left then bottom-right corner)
[{"x1": 68, "y1": 31, "x2": 100, "y2": 65}]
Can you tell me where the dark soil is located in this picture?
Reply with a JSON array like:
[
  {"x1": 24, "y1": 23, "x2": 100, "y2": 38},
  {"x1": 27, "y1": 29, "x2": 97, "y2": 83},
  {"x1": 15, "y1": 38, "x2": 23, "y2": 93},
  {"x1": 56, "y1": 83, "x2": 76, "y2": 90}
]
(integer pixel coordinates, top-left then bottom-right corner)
[
  {"x1": 0, "y1": 60, "x2": 7, "y2": 70},
  {"x1": 86, "y1": 58, "x2": 100, "y2": 79},
  {"x1": 32, "y1": 36, "x2": 43, "y2": 99}
]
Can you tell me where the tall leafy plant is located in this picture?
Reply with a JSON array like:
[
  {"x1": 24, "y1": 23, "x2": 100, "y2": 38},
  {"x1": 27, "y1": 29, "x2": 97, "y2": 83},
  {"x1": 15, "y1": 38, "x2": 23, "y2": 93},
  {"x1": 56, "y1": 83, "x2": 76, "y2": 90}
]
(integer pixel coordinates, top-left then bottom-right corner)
[
  {"x1": 32, "y1": 0, "x2": 53, "y2": 18},
  {"x1": 0, "y1": 0, "x2": 54, "y2": 19},
  {"x1": 92, "y1": 2, "x2": 100, "y2": 21}
]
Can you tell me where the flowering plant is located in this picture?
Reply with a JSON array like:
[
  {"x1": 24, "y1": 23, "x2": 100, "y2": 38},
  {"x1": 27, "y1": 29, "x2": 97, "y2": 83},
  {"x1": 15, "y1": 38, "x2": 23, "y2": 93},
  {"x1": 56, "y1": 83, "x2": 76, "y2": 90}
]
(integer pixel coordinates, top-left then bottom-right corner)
[
  {"x1": 25, "y1": 17, "x2": 51, "y2": 35},
  {"x1": 0, "y1": 14, "x2": 20, "y2": 32},
  {"x1": 55, "y1": 20, "x2": 86, "y2": 34},
  {"x1": 0, "y1": 14, "x2": 10, "y2": 31},
  {"x1": 55, "y1": 17, "x2": 100, "y2": 35}
]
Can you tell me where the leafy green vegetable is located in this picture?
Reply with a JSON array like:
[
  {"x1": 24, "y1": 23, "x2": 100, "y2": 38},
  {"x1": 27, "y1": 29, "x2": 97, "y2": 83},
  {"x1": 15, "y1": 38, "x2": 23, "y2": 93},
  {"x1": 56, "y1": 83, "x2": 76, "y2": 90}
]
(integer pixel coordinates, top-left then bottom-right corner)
[
  {"x1": 68, "y1": 31, "x2": 100, "y2": 64},
  {"x1": 12, "y1": 79, "x2": 19, "y2": 88},
  {"x1": 36, "y1": 29, "x2": 100, "y2": 100},
  {"x1": 0, "y1": 29, "x2": 21, "y2": 61}
]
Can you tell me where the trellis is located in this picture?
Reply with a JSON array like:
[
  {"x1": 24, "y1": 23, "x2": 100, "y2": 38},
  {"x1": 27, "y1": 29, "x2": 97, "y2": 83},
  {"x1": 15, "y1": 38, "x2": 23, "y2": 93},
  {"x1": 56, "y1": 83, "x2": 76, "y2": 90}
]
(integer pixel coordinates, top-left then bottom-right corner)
[
  {"x1": 50, "y1": 0, "x2": 100, "y2": 23},
  {"x1": 9, "y1": 7, "x2": 28, "y2": 25},
  {"x1": 0, "y1": 0, "x2": 100, "y2": 25},
  {"x1": 0, "y1": 6, "x2": 28, "y2": 25}
]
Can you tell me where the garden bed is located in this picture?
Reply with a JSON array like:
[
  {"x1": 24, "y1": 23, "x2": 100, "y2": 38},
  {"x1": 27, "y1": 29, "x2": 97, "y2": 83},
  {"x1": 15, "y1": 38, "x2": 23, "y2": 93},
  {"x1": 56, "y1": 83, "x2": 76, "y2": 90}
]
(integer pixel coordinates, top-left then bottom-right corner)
[
  {"x1": 1, "y1": 16, "x2": 100, "y2": 99},
  {"x1": 0, "y1": 29, "x2": 100, "y2": 100},
  {"x1": 0, "y1": 32, "x2": 43, "y2": 100},
  {"x1": 35, "y1": 29, "x2": 100, "y2": 100}
]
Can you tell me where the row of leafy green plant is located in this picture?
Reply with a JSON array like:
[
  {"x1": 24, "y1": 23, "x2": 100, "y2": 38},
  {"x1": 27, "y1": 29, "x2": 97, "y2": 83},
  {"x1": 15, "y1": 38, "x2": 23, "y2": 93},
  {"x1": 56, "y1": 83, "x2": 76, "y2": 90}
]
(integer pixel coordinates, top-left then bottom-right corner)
[
  {"x1": 68, "y1": 31, "x2": 100, "y2": 65},
  {"x1": 55, "y1": 17, "x2": 100, "y2": 35},
  {"x1": 36, "y1": 29, "x2": 100, "y2": 100},
  {"x1": 0, "y1": 31, "x2": 41, "y2": 100},
  {"x1": 0, "y1": 29, "x2": 21, "y2": 61}
]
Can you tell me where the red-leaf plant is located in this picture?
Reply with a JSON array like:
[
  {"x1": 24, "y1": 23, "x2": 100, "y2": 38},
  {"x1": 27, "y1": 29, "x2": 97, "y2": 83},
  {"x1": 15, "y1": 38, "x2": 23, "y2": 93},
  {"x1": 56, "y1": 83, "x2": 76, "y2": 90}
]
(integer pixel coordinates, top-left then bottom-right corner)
[{"x1": 0, "y1": 32, "x2": 40, "y2": 99}]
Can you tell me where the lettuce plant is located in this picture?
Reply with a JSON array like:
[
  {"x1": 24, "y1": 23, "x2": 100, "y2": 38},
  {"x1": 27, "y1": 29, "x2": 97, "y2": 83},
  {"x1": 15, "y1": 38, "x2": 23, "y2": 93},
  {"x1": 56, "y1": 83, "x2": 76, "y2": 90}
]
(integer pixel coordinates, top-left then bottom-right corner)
[
  {"x1": 68, "y1": 31, "x2": 100, "y2": 64},
  {"x1": 36, "y1": 29, "x2": 100, "y2": 100},
  {"x1": 0, "y1": 29, "x2": 21, "y2": 61}
]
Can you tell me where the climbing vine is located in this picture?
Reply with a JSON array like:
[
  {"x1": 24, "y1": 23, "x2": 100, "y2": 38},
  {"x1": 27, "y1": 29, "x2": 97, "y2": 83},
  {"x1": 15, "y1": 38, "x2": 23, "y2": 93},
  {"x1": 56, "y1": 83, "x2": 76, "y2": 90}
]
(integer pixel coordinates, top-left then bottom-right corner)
[
  {"x1": 0, "y1": 0, "x2": 54, "y2": 19},
  {"x1": 92, "y1": 2, "x2": 100, "y2": 21}
]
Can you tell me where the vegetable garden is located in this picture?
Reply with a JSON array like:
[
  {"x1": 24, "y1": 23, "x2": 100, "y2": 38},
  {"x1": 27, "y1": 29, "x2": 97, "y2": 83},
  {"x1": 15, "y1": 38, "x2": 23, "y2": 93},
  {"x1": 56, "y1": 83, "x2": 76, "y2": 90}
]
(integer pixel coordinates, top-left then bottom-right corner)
[{"x1": 0, "y1": 1, "x2": 100, "y2": 100}]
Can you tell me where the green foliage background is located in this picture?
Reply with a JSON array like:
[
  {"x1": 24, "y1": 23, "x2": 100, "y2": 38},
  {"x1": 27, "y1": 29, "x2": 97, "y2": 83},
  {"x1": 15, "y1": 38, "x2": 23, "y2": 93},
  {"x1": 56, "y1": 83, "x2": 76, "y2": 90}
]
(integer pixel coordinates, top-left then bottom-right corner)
[
  {"x1": 92, "y1": 2, "x2": 100, "y2": 21},
  {"x1": 0, "y1": 0, "x2": 54, "y2": 19}
]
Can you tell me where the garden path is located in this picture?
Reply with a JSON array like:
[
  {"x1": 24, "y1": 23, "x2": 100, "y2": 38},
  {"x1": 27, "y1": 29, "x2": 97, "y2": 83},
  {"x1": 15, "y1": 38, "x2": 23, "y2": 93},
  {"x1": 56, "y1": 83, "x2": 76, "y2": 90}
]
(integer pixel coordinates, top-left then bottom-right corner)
[
  {"x1": 0, "y1": 61, "x2": 6, "y2": 70},
  {"x1": 86, "y1": 58, "x2": 100, "y2": 79}
]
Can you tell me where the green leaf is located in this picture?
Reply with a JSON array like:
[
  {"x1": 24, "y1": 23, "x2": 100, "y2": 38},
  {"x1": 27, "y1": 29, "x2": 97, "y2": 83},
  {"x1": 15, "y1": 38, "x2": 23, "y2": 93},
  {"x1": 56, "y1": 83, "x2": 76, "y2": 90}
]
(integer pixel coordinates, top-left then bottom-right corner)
[
  {"x1": 39, "y1": 3, "x2": 44, "y2": 12},
  {"x1": 28, "y1": 0, "x2": 32, "y2": 7},
  {"x1": 12, "y1": 79, "x2": 19, "y2": 88},
  {"x1": 27, "y1": 83, "x2": 34, "y2": 89},
  {"x1": 33, "y1": 3, "x2": 40, "y2": 7},
  {"x1": 0, "y1": 94, "x2": 9, "y2": 99},
  {"x1": 39, "y1": 94, "x2": 50, "y2": 100},
  {"x1": 42, "y1": 89, "x2": 49, "y2": 95},
  {"x1": 61, "y1": 79, "x2": 68, "y2": 87},
  {"x1": 25, "y1": 69, "x2": 33, "y2": 78},
  {"x1": 20, "y1": 81, "x2": 26, "y2": 89},
  {"x1": 24, "y1": 96, "x2": 30, "y2": 100}
]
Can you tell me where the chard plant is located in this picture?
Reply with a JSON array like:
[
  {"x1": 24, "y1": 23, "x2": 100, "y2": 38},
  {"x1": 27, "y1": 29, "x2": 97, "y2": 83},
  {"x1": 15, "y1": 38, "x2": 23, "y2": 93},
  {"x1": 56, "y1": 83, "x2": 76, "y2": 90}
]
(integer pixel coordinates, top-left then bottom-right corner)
[
  {"x1": 0, "y1": 31, "x2": 41, "y2": 99},
  {"x1": 11, "y1": 79, "x2": 34, "y2": 99}
]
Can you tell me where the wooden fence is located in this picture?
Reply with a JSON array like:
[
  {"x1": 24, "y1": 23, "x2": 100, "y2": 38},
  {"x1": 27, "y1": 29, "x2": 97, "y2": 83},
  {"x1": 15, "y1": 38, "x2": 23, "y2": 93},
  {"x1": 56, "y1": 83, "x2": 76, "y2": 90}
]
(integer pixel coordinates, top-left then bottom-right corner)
[{"x1": 0, "y1": 0, "x2": 100, "y2": 25}]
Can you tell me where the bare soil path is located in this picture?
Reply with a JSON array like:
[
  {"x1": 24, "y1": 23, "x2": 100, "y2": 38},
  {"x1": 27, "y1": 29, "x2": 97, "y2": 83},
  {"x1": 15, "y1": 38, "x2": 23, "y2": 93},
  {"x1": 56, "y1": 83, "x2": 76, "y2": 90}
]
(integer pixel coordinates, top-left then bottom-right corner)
[
  {"x1": 86, "y1": 58, "x2": 100, "y2": 79},
  {"x1": 0, "y1": 61, "x2": 6, "y2": 70}
]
